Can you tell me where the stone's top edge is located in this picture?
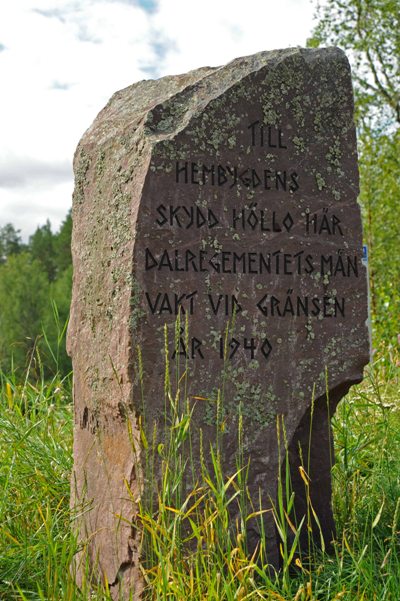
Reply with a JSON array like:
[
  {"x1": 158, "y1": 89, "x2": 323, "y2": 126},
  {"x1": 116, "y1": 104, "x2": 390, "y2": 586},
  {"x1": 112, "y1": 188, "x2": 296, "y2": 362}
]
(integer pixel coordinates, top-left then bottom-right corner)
[
  {"x1": 113, "y1": 65, "x2": 219, "y2": 99},
  {"x1": 144, "y1": 46, "x2": 351, "y2": 141},
  {"x1": 75, "y1": 46, "x2": 350, "y2": 154},
  {"x1": 224, "y1": 45, "x2": 347, "y2": 68},
  {"x1": 106, "y1": 65, "x2": 218, "y2": 117},
  {"x1": 75, "y1": 65, "x2": 219, "y2": 154}
]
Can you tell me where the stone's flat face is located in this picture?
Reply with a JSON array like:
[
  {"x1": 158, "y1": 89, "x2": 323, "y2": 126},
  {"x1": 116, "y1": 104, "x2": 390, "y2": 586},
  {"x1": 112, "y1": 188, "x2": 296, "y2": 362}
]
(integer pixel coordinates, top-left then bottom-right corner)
[
  {"x1": 68, "y1": 48, "x2": 370, "y2": 598},
  {"x1": 137, "y1": 51, "x2": 364, "y2": 432}
]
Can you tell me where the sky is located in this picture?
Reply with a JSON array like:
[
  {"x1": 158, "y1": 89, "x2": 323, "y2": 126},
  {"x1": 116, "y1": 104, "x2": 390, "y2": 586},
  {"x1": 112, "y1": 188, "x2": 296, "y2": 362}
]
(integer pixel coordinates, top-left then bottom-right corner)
[{"x1": 0, "y1": 0, "x2": 317, "y2": 240}]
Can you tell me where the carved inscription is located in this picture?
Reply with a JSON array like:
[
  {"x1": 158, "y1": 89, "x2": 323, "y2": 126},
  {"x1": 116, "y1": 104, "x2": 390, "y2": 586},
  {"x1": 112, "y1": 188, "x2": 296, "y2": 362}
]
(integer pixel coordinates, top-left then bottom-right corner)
[{"x1": 141, "y1": 119, "x2": 361, "y2": 365}]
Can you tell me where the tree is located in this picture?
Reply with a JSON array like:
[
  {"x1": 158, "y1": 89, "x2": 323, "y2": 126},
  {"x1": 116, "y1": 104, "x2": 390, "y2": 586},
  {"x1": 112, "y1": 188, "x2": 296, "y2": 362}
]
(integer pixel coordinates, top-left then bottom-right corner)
[
  {"x1": 29, "y1": 220, "x2": 56, "y2": 281},
  {"x1": 0, "y1": 212, "x2": 73, "y2": 377},
  {"x1": 0, "y1": 253, "x2": 50, "y2": 373},
  {"x1": 309, "y1": 0, "x2": 400, "y2": 132},
  {"x1": 0, "y1": 223, "x2": 25, "y2": 263},
  {"x1": 358, "y1": 130, "x2": 400, "y2": 345},
  {"x1": 54, "y1": 210, "x2": 72, "y2": 274}
]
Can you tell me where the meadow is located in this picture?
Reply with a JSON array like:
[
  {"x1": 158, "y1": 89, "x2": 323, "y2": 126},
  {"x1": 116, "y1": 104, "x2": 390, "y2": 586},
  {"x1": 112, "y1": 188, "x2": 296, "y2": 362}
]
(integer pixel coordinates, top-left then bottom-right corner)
[{"x1": 0, "y1": 343, "x2": 399, "y2": 600}]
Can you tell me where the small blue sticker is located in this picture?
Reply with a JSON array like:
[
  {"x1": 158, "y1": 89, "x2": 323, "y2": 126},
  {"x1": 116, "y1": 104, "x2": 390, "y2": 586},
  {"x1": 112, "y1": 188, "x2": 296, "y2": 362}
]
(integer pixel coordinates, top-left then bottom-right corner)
[{"x1": 362, "y1": 244, "x2": 368, "y2": 263}]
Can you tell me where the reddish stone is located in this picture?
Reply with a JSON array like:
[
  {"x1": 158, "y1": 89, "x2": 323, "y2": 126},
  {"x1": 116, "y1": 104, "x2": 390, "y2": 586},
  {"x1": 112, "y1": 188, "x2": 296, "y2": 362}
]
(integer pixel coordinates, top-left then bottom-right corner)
[{"x1": 68, "y1": 47, "x2": 369, "y2": 598}]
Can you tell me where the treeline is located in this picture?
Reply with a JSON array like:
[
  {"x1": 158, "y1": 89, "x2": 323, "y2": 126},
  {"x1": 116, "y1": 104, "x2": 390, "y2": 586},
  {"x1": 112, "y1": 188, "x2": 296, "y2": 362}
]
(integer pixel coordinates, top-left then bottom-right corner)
[{"x1": 0, "y1": 212, "x2": 72, "y2": 376}]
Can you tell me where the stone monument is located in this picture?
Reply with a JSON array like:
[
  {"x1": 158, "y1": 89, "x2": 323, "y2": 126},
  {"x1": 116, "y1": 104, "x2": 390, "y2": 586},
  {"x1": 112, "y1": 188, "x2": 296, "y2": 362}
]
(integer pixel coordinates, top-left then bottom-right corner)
[{"x1": 67, "y1": 47, "x2": 370, "y2": 598}]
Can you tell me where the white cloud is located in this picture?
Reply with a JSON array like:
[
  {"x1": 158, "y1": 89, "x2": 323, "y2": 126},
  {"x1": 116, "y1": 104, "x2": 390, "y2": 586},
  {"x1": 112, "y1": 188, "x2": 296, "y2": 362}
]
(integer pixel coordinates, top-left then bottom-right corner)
[
  {"x1": 0, "y1": 0, "x2": 316, "y2": 239},
  {"x1": 153, "y1": 0, "x2": 315, "y2": 75},
  {"x1": 2, "y1": 181, "x2": 74, "y2": 240},
  {"x1": 0, "y1": 155, "x2": 72, "y2": 188}
]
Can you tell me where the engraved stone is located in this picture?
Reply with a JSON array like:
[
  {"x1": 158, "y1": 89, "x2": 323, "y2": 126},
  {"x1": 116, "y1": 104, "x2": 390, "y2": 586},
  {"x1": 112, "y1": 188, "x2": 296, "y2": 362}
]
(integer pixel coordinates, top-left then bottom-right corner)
[{"x1": 67, "y1": 48, "x2": 370, "y2": 598}]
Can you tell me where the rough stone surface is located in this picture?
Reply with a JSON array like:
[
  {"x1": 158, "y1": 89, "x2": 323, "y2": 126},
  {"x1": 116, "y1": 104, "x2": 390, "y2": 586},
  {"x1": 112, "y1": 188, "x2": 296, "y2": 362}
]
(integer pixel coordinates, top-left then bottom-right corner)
[{"x1": 67, "y1": 47, "x2": 370, "y2": 598}]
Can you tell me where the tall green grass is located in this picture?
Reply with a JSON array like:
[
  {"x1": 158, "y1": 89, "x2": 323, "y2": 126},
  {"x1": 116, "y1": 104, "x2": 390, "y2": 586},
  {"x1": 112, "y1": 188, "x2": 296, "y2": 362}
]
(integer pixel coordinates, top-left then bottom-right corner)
[{"x1": 0, "y1": 347, "x2": 399, "y2": 600}]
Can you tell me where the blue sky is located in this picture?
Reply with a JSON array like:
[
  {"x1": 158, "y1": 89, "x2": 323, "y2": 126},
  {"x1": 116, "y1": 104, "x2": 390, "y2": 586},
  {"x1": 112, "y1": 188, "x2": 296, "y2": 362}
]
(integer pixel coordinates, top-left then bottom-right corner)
[{"x1": 0, "y1": 0, "x2": 316, "y2": 239}]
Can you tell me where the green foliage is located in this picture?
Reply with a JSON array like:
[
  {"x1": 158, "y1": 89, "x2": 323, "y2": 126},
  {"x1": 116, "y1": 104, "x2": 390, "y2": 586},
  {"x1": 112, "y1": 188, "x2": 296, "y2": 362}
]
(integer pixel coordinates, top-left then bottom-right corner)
[
  {"x1": 0, "y1": 253, "x2": 50, "y2": 373},
  {"x1": 0, "y1": 212, "x2": 72, "y2": 377},
  {"x1": 47, "y1": 266, "x2": 73, "y2": 375},
  {"x1": 332, "y1": 356, "x2": 400, "y2": 536},
  {"x1": 28, "y1": 211, "x2": 73, "y2": 282},
  {"x1": 29, "y1": 220, "x2": 57, "y2": 282},
  {"x1": 53, "y1": 210, "x2": 72, "y2": 274},
  {"x1": 308, "y1": 0, "x2": 400, "y2": 130},
  {"x1": 0, "y1": 370, "x2": 112, "y2": 600},
  {"x1": 0, "y1": 375, "x2": 73, "y2": 599},
  {"x1": 0, "y1": 223, "x2": 25, "y2": 263},
  {"x1": 359, "y1": 132, "x2": 400, "y2": 346}
]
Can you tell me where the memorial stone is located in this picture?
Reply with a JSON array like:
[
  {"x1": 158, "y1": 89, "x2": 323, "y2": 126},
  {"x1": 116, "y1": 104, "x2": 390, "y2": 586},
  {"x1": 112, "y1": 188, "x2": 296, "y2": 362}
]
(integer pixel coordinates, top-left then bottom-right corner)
[{"x1": 67, "y1": 47, "x2": 370, "y2": 598}]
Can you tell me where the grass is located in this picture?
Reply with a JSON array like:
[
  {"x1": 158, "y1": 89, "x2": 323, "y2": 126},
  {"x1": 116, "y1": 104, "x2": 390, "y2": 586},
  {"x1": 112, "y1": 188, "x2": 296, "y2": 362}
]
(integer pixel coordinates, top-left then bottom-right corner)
[{"x1": 0, "y1": 348, "x2": 399, "y2": 600}]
